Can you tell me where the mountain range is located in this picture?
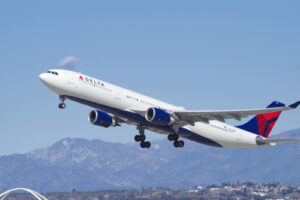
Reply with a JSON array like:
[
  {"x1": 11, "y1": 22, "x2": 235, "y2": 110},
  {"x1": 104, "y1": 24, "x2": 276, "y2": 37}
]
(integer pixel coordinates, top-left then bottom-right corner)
[{"x1": 0, "y1": 128, "x2": 300, "y2": 192}]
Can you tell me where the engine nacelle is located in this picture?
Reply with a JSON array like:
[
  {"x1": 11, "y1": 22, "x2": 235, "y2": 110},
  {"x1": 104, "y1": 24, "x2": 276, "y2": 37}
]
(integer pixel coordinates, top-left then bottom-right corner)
[
  {"x1": 145, "y1": 107, "x2": 174, "y2": 125},
  {"x1": 88, "y1": 110, "x2": 116, "y2": 128}
]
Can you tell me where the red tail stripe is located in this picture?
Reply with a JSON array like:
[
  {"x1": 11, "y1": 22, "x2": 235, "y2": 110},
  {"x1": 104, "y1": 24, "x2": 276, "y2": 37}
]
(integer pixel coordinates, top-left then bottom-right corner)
[{"x1": 256, "y1": 111, "x2": 281, "y2": 137}]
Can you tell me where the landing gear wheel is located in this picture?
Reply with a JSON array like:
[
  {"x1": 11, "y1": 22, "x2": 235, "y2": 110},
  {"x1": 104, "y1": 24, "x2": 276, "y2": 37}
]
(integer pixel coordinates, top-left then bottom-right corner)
[
  {"x1": 168, "y1": 134, "x2": 174, "y2": 141},
  {"x1": 145, "y1": 141, "x2": 151, "y2": 148},
  {"x1": 173, "y1": 140, "x2": 184, "y2": 148},
  {"x1": 169, "y1": 134, "x2": 179, "y2": 141},
  {"x1": 140, "y1": 142, "x2": 146, "y2": 148},
  {"x1": 173, "y1": 141, "x2": 180, "y2": 148},
  {"x1": 140, "y1": 141, "x2": 151, "y2": 149},
  {"x1": 134, "y1": 135, "x2": 141, "y2": 142},
  {"x1": 58, "y1": 103, "x2": 66, "y2": 109},
  {"x1": 179, "y1": 140, "x2": 184, "y2": 147}
]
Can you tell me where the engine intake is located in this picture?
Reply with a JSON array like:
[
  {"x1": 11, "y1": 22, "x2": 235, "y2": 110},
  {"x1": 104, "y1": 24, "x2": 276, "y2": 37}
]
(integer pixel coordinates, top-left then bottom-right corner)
[
  {"x1": 88, "y1": 110, "x2": 116, "y2": 128},
  {"x1": 145, "y1": 107, "x2": 174, "y2": 125}
]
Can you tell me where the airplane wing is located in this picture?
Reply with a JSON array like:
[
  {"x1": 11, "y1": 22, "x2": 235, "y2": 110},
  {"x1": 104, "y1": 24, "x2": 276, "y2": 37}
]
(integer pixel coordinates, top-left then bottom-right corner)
[
  {"x1": 130, "y1": 101, "x2": 300, "y2": 125},
  {"x1": 174, "y1": 101, "x2": 300, "y2": 124}
]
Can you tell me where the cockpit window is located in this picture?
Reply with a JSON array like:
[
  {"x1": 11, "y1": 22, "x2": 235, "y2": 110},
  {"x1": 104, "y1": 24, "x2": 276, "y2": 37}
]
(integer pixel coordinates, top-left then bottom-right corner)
[{"x1": 47, "y1": 71, "x2": 59, "y2": 75}]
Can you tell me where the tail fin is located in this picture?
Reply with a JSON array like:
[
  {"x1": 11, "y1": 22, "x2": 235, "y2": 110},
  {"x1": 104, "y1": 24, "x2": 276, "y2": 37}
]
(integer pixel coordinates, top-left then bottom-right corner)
[{"x1": 236, "y1": 101, "x2": 284, "y2": 138}]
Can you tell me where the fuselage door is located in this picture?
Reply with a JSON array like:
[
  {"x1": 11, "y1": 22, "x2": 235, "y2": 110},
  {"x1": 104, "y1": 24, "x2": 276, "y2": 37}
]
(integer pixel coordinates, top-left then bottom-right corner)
[
  {"x1": 66, "y1": 72, "x2": 77, "y2": 88},
  {"x1": 115, "y1": 90, "x2": 122, "y2": 101}
]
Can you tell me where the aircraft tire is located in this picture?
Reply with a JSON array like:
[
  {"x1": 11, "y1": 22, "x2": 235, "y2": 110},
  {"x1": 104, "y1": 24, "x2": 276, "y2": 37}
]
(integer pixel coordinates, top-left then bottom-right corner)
[
  {"x1": 140, "y1": 142, "x2": 146, "y2": 148},
  {"x1": 145, "y1": 141, "x2": 151, "y2": 148},
  {"x1": 173, "y1": 141, "x2": 180, "y2": 148},
  {"x1": 168, "y1": 134, "x2": 174, "y2": 141},
  {"x1": 58, "y1": 103, "x2": 66, "y2": 109},
  {"x1": 179, "y1": 140, "x2": 184, "y2": 147},
  {"x1": 134, "y1": 135, "x2": 141, "y2": 142}
]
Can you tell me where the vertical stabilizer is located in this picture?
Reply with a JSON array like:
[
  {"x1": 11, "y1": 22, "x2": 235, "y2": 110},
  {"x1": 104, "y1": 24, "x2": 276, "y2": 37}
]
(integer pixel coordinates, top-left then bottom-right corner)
[{"x1": 236, "y1": 101, "x2": 284, "y2": 138}]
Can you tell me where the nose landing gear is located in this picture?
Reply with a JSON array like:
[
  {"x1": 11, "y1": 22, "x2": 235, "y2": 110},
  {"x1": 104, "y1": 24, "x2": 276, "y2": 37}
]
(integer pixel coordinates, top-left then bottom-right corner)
[{"x1": 58, "y1": 96, "x2": 66, "y2": 109}]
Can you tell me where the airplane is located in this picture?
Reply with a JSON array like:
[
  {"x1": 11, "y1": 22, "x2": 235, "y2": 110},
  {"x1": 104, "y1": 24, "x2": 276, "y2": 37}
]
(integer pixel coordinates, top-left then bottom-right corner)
[{"x1": 39, "y1": 69, "x2": 300, "y2": 149}]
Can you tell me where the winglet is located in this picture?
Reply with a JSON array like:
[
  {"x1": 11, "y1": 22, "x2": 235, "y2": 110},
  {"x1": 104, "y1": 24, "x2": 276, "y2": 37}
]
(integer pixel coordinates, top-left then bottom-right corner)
[{"x1": 289, "y1": 101, "x2": 300, "y2": 109}]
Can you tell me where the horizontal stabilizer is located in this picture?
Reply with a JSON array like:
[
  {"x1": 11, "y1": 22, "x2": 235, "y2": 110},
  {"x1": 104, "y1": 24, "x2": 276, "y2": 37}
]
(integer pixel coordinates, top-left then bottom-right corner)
[{"x1": 256, "y1": 137, "x2": 300, "y2": 145}]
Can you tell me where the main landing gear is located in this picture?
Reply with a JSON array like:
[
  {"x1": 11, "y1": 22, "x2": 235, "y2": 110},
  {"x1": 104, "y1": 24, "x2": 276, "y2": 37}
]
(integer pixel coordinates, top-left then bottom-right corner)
[
  {"x1": 168, "y1": 133, "x2": 184, "y2": 148},
  {"x1": 135, "y1": 126, "x2": 151, "y2": 149},
  {"x1": 58, "y1": 95, "x2": 66, "y2": 109}
]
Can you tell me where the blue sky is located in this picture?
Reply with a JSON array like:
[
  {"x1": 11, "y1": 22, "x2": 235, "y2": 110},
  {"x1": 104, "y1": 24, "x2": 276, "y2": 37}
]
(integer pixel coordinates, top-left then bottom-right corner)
[{"x1": 0, "y1": 0, "x2": 299, "y2": 155}]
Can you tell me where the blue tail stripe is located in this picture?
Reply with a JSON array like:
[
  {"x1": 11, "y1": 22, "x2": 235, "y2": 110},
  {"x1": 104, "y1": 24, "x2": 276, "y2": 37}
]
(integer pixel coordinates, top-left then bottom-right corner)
[
  {"x1": 236, "y1": 117, "x2": 259, "y2": 135},
  {"x1": 262, "y1": 117, "x2": 278, "y2": 137}
]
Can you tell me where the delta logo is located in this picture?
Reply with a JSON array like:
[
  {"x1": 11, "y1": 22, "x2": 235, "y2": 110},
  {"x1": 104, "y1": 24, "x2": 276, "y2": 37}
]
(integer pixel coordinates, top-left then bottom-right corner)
[{"x1": 79, "y1": 75, "x2": 105, "y2": 87}]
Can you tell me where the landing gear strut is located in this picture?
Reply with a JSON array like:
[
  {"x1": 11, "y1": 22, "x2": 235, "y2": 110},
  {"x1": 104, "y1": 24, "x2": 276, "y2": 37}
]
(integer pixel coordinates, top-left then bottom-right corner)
[
  {"x1": 58, "y1": 95, "x2": 66, "y2": 109},
  {"x1": 168, "y1": 133, "x2": 184, "y2": 148},
  {"x1": 135, "y1": 126, "x2": 151, "y2": 149}
]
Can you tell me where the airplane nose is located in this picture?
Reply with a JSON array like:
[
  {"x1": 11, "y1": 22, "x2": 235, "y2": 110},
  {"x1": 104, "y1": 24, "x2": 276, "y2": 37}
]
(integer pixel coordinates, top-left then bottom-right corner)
[
  {"x1": 39, "y1": 71, "x2": 63, "y2": 94},
  {"x1": 39, "y1": 73, "x2": 53, "y2": 87},
  {"x1": 39, "y1": 73, "x2": 47, "y2": 83}
]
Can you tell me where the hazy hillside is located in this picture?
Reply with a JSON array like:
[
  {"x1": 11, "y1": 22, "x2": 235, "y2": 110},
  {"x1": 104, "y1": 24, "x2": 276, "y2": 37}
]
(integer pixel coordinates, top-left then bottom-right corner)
[{"x1": 0, "y1": 128, "x2": 300, "y2": 192}]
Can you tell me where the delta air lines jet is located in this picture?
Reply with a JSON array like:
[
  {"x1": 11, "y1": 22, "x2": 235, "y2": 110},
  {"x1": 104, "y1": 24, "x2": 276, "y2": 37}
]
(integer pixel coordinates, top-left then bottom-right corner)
[{"x1": 39, "y1": 69, "x2": 300, "y2": 149}]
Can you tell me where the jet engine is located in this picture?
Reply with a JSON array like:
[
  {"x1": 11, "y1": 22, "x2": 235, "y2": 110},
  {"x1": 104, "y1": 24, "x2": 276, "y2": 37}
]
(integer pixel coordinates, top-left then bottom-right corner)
[
  {"x1": 145, "y1": 107, "x2": 174, "y2": 125},
  {"x1": 88, "y1": 110, "x2": 117, "y2": 128}
]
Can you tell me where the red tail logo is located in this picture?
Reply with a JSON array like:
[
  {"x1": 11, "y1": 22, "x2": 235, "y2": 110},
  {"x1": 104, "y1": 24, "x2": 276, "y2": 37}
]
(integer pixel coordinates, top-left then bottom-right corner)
[{"x1": 256, "y1": 112, "x2": 281, "y2": 138}]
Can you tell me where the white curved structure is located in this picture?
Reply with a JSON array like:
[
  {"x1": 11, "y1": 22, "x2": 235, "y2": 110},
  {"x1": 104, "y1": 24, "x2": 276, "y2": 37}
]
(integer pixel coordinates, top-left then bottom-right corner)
[{"x1": 0, "y1": 188, "x2": 48, "y2": 200}]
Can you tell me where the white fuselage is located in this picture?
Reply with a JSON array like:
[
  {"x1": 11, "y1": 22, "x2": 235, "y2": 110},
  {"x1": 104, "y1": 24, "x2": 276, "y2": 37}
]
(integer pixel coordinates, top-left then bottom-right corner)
[{"x1": 39, "y1": 69, "x2": 269, "y2": 148}]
